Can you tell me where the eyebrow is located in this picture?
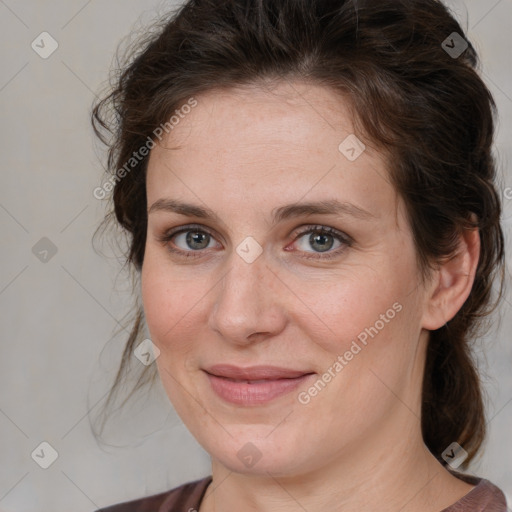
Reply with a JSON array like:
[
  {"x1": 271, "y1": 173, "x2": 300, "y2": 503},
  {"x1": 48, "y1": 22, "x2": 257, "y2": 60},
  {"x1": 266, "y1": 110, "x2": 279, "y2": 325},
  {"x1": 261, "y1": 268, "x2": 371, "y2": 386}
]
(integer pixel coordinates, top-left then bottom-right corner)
[{"x1": 147, "y1": 198, "x2": 376, "y2": 223}]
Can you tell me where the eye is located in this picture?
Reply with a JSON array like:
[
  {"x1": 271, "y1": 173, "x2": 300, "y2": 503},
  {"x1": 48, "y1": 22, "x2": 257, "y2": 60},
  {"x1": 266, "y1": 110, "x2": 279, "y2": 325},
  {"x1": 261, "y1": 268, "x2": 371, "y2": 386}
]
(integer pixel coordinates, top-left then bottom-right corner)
[
  {"x1": 290, "y1": 226, "x2": 352, "y2": 259},
  {"x1": 174, "y1": 230, "x2": 215, "y2": 251},
  {"x1": 157, "y1": 224, "x2": 221, "y2": 256},
  {"x1": 157, "y1": 223, "x2": 351, "y2": 261}
]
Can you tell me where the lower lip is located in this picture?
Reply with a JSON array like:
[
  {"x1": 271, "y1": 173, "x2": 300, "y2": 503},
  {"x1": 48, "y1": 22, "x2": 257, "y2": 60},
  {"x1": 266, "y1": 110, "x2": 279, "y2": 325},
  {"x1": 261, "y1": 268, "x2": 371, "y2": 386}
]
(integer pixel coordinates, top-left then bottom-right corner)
[{"x1": 205, "y1": 372, "x2": 314, "y2": 405}]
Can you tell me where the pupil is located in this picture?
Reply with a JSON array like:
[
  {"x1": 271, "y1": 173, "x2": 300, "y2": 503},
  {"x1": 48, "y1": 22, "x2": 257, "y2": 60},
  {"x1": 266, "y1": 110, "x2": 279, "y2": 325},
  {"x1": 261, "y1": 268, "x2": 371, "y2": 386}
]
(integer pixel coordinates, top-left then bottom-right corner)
[
  {"x1": 310, "y1": 233, "x2": 333, "y2": 252},
  {"x1": 186, "y1": 231, "x2": 209, "y2": 250}
]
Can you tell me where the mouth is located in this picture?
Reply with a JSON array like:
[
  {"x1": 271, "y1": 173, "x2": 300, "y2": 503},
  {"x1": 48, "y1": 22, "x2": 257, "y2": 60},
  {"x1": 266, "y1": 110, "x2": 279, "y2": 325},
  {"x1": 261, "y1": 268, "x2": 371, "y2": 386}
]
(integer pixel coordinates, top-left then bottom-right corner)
[{"x1": 203, "y1": 364, "x2": 315, "y2": 405}]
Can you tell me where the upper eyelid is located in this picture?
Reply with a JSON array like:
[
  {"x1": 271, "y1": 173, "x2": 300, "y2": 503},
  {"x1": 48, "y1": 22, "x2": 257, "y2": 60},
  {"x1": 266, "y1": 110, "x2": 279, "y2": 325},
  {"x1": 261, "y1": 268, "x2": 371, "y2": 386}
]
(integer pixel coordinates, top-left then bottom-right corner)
[{"x1": 163, "y1": 223, "x2": 217, "y2": 238}]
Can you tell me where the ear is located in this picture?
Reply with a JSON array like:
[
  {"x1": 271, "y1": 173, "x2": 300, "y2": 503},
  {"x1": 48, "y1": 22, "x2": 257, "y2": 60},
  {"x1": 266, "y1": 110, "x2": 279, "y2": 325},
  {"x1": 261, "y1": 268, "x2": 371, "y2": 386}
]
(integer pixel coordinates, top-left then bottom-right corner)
[{"x1": 421, "y1": 224, "x2": 480, "y2": 331}]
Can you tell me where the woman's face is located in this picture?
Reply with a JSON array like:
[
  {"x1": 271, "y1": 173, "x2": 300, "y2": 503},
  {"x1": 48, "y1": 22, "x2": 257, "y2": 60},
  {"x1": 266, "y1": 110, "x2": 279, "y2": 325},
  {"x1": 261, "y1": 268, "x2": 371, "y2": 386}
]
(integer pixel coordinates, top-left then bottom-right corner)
[{"x1": 142, "y1": 81, "x2": 432, "y2": 476}]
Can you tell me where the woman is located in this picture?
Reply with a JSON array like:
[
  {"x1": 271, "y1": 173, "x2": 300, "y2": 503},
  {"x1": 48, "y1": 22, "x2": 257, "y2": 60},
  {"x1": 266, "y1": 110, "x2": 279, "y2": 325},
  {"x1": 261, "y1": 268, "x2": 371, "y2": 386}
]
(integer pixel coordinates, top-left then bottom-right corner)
[{"x1": 92, "y1": 0, "x2": 508, "y2": 510}]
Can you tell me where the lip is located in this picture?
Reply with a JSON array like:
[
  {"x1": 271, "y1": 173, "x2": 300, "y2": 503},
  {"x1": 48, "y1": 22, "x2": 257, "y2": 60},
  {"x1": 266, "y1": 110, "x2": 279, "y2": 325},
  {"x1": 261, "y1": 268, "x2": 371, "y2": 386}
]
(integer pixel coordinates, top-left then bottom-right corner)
[{"x1": 204, "y1": 365, "x2": 315, "y2": 405}]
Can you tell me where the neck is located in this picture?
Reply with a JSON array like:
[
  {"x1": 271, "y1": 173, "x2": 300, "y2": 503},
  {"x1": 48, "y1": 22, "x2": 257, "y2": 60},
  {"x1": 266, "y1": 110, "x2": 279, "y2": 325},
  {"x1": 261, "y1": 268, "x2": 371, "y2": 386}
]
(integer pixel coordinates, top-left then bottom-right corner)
[{"x1": 199, "y1": 418, "x2": 474, "y2": 512}]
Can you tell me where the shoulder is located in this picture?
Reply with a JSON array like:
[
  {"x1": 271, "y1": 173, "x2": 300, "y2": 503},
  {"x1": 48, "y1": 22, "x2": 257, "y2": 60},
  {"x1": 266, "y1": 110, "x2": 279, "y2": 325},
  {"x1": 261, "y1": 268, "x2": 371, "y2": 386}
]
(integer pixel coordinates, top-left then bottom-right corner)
[
  {"x1": 442, "y1": 473, "x2": 508, "y2": 512},
  {"x1": 95, "y1": 476, "x2": 212, "y2": 512}
]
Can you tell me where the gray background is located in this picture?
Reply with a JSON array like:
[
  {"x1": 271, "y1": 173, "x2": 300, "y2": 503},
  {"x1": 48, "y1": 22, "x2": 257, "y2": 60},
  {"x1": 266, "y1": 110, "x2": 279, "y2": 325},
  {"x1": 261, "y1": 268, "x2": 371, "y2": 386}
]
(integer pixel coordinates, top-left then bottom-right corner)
[{"x1": 0, "y1": 1, "x2": 511, "y2": 510}]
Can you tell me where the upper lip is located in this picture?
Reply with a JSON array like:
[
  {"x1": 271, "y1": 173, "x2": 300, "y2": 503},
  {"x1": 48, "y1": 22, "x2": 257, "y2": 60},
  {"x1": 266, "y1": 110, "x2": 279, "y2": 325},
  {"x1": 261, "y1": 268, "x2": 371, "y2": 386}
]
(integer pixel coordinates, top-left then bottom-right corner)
[{"x1": 204, "y1": 364, "x2": 313, "y2": 380}]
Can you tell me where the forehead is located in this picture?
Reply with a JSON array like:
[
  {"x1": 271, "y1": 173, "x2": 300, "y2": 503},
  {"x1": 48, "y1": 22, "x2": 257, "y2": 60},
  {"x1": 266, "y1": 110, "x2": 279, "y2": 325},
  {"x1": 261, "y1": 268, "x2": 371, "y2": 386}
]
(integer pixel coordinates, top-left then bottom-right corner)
[
  {"x1": 163, "y1": 80, "x2": 357, "y2": 151},
  {"x1": 146, "y1": 80, "x2": 397, "y2": 220}
]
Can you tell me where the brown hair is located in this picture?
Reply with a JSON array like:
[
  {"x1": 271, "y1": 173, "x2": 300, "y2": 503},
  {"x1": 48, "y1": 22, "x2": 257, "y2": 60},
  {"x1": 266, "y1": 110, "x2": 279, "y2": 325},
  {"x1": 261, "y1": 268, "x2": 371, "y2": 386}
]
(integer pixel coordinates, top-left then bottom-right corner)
[{"x1": 92, "y1": 0, "x2": 505, "y2": 468}]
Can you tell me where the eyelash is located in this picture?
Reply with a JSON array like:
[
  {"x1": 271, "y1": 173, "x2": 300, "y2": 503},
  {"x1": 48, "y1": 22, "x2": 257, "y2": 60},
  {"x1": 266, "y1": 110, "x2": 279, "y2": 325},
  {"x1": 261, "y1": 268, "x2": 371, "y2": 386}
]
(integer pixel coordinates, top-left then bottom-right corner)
[{"x1": 156, "y1": 223, "x2": 352, "y2": 261}]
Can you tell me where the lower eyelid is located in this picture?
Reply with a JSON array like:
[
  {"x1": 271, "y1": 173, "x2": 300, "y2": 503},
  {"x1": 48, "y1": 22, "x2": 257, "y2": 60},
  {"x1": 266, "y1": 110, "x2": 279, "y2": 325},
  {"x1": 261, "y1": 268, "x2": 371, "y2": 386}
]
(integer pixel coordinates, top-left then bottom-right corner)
[
  {"x1": 174, "y1": 231, "x2": 218, "y2": 248},
  {"x1": 295, "y1": 234, "x2": 343, "y2": 250}
]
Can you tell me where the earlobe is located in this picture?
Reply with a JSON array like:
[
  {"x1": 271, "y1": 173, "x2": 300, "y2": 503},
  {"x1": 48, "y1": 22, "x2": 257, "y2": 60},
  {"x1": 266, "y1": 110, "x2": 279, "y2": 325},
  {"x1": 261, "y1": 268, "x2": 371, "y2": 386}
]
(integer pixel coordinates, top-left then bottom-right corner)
[{"x1": 421, "y1": 226, "x2": 480, "y2": 331}]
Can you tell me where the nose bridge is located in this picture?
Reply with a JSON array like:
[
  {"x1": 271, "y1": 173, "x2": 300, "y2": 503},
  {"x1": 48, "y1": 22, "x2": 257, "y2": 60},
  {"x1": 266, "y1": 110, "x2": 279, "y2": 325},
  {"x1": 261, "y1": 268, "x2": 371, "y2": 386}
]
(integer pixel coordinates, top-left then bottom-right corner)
[{"x1": 208, "y1": 250, "x2": 284, "y2": 342}]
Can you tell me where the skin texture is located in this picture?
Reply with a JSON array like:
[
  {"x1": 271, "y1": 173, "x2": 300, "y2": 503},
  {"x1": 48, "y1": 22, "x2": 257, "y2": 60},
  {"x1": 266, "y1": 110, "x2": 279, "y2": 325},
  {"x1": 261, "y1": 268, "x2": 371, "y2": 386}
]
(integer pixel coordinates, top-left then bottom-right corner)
[{"x1": 141, "y1": 81, "x2": 479, "y2": 512}]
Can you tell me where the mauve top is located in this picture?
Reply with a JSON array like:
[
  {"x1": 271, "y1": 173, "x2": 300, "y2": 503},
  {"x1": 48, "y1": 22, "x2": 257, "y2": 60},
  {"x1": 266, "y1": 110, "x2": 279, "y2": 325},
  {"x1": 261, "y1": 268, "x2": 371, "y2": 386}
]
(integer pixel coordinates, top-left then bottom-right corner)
[{"x1": 96, "y1": 472, "x2": 508, "y2": 512}]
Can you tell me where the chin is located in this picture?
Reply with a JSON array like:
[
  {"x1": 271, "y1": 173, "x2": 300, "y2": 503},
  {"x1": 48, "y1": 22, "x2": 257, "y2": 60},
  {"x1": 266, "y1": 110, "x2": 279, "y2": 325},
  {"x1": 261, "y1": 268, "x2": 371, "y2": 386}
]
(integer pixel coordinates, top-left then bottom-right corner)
[{"x1": 205, "y1": 428, "x2": 315, "y2": 477}]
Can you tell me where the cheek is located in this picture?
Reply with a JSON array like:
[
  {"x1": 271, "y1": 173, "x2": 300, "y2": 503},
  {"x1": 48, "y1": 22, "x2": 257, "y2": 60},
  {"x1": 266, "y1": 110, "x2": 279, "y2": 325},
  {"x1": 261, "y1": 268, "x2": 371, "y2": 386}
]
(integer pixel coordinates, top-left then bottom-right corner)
[
  {"x1": 295, "y1": 277, "x2": 418, "y2": 424},
  {"x1": 141, "y1": 257, "x2": 205, "y2": 354},
  {"x1": 293, "y1": 269, "x2": 410, "y2": 356}
]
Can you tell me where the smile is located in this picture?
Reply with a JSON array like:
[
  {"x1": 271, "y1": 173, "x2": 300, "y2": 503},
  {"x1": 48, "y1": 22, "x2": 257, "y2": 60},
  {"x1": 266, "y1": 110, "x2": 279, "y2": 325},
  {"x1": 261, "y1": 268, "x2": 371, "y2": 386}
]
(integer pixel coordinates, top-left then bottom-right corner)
[{"x1": 203, "y1": 365, "x2": 315, "y2": 405}]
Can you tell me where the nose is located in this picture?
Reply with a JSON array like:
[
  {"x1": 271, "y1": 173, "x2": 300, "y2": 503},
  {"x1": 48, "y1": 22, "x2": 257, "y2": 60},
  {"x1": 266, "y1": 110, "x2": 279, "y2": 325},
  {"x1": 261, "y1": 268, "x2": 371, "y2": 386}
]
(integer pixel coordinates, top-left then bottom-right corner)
[{"x1": 208, "y1": 252, "x2": 287, "y2": 346}]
